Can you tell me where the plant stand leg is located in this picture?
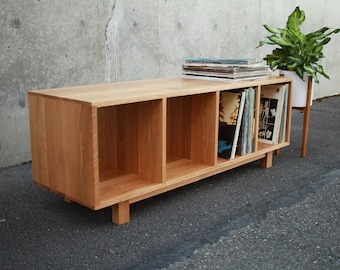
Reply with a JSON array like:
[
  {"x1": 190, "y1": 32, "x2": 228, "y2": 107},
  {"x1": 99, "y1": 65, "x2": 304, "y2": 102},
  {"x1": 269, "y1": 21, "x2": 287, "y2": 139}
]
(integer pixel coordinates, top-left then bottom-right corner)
[
  {"x1": 261, "y1": 151, "x2": 273, "y2": 168},
  {"x1": 112, "y1": 201, "x2": 130, "y2": 225},
  {"x1": 280, "y1": 73, "x2": 312, "y2": 157},
  {"x1": 300, "y1": 76, "x2": 313, "y2": 157},
  {"x1": 293, "y1": 76, "x2": 312, "y2": 157}
]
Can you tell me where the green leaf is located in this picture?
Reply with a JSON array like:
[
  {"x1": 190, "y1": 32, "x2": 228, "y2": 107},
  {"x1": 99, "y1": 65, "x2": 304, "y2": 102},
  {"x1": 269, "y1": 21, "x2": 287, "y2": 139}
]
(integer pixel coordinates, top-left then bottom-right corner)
[
  {"x1": 313, "y1": 45, "x2": 323, "y2": 53},
  {"x1": 306, "y1": 28, "x2": 340, "y2": 42},
  {"x1": 287, "y1": 55, "x2": 302, "y2": 64},
  {"x1": 286, "y1": 7, "x2": 305, "y2": 31},
  {"x1": 307, "y1": 27, "x2": 330, "y2": 37},
  {"x1": 263, "y1": 24, "x2": 283, "y2": 34},
  {"x1": 304, "y1": 64, "x2": 316, "y2": 74},
  {"x1": 296, "y1": 67, "x2": 304, "y2": 80},
  {"x1": 269, "y1": 59, "x2": 282, "y2": 69},
  {"x1": 256, "y1": 40, "x2": 275, "y2": 48},
  {"x1": 286, "y1": 29, "x2": 305, "y2": 45},
  {"x1": 287, "y1": 62, "x2": 299, "y2": 70},
  {"x1": 316, "y1": 64, "x2": 330, "y2": 79},
  {"x1": 268, "y1": 35, "x2": 294, "y2": 47},
  {"x1": 312, "y1": 74, "x2": 319, "y2": 83},
  {"x1": 264, "y1": 54, "x2": 280, "y2": 60},
  {"x1": 318, "y1": 37, "x2": 331, "y2": 46}
]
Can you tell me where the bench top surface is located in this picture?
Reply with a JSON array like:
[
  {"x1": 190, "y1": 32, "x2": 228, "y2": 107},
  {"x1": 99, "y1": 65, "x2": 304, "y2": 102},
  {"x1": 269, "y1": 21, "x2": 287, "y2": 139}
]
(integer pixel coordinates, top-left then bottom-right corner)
[{"x1": 28, "y1": 76, "x2": 292, "y2": 107}]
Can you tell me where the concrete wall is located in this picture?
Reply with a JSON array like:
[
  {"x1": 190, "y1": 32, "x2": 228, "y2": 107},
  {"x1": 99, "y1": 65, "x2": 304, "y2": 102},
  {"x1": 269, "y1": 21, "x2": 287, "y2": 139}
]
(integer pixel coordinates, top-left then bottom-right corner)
[{"x1": 1, "y1": 0, "x2": 339, "y2": 168}]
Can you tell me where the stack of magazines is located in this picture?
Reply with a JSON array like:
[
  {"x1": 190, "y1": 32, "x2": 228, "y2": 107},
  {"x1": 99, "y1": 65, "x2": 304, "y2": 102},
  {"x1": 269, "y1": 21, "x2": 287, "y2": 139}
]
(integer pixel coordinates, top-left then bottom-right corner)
[{"x1": 182, "y1": 58, "x2": 270, "y2": 82}]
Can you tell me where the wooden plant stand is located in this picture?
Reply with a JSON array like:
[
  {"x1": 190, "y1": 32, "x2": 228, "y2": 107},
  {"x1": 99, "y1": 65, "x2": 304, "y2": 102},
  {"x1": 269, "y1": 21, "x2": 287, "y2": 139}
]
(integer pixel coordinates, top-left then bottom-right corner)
[{"x1": 28, "y1": 77, "x2": 292, "y2": 225}]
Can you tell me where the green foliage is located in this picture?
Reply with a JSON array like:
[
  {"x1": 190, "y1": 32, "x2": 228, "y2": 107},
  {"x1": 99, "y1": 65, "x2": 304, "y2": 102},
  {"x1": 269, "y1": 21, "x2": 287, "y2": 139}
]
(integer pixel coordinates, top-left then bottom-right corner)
[{"x1": 257, "y1": 6, "x2": 340, "y2": 83}]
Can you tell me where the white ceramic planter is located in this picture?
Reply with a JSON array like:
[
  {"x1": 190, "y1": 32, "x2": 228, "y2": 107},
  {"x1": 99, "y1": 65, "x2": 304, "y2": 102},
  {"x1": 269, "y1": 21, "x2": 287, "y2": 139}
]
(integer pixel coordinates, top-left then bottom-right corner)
[{"x1": 279, "y1": 70, "x2": 313, "y2": 107}]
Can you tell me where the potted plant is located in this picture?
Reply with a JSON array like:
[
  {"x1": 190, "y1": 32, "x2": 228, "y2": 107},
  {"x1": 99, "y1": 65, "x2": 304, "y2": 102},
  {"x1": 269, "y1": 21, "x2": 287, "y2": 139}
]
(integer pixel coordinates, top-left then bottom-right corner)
[{"x1": 257, "y1": 6, "x2": 340, "y2": 107}]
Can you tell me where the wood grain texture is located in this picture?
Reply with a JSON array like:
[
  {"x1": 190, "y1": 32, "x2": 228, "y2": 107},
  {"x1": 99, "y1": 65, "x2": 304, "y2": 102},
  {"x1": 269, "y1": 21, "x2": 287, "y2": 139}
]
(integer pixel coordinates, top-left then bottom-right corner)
[
  {"x1": 28, "y1": 77, "x2": 292, "y2": 107},
  {"x1": 29, "y1": 94, "x2": 97, "y2": 207}
]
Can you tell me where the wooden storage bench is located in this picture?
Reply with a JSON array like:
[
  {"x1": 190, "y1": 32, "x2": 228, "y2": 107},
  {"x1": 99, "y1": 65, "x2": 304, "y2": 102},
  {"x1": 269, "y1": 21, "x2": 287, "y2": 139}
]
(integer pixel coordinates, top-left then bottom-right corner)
[{"x1": 28, "y1": 77, "x2": 292, "y2": 224}]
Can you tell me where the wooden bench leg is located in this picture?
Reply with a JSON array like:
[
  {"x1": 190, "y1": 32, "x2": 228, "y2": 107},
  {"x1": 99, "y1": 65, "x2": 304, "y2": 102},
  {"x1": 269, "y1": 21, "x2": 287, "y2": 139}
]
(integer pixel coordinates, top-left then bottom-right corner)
[
  {"x1": 64, "y1": 196, "x2": 73, "y2": 204},
  {"x1": 261, "y1": 151, "x2": 273, "y2": 168},
  {"x1": 112, "y1": 201, "x2": 130, "y2": 225}
]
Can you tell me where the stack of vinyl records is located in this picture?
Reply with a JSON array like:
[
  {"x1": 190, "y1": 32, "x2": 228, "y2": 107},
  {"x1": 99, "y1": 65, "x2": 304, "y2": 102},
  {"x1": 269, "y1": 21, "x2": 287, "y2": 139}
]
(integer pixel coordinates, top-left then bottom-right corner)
[{"x1": 182, "y1": 58, "x2": 270, "y2": 82}]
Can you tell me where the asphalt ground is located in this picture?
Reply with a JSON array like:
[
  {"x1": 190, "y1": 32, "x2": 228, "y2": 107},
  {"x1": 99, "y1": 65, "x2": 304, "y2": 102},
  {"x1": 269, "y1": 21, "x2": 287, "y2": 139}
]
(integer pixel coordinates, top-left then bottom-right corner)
[{"x1": 1, "y1": 95, "x2": 339, "y2": 269}]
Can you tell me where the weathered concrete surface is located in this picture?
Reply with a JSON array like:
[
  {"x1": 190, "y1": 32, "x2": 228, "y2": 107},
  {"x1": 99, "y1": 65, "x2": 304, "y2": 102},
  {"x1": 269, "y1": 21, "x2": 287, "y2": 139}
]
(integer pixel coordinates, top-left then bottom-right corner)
[
  {"x1": 161, "y1": 172, "x2": 340, "y2": 270},
  {"x1": 1, "y1": 0, "x2": 340, "y2": 167},
  {"x1": 0, "y1": 0, "x2": 114, "y2": 167}
]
